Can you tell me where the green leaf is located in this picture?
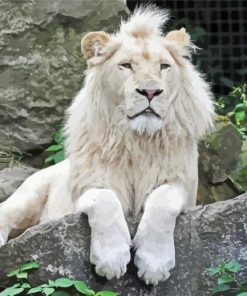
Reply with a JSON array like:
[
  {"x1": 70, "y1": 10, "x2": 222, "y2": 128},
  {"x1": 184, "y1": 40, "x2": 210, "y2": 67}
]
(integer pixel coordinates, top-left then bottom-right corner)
[
  {"x1": 43, "y1": 288, "x2": 55, "y2": 296},
  {"x1": 21, "y1": 283, "x2": 31, "y2": 289},
  {"x1": 16, "y1": 271, "x2": 28, "y2": 279},
  {"x1": 217, "y1": 274, "x2": 235, "y2": 285},
  {"x1": 45, "y1": 144, "x2": 63, "y2": 152},
  {"x1": 6, "y1": 269, "x2": 20, "y2": 277},
  {"x1": 234, "y1": 103, "x2": 245, "y2": 110},
  {"x1": 6, "y1": 288, "x2": 24, "y2": 296},
  {"x1": 211, "y1": 284, "x2": 231, "y2": 294},
  {"x1": 11, "y1": 285, "x2": 20, "y2": 289},
  {"x1": 48, "y1": 280, "x2": 55, "y2": 286},
  {"x1": 225, "y1": 260, "x2": 242, "y2": 273},
  {"x1": 74, "y1": 281, "x2": 95, "y2": 295},
  {"x1": 39, "y1": 284, "x2": 51, "y2": 288},
  {"x1": 0, "y1": 289, "x2": 9, "y2": 296},
  {"x1": 236, "y1": 293, "x2": 247, "y2": 296},
  {"x1": 28, "y1": 287, "x2": 43, "y2": 294},
  {"x1": 235, "y1": 111, "x2": 245, "y2": 123},
  {"x1": 45, "y1": 156, "x2": 54, "y2": 164},
  {"x1": 11, "y1": 289, "x2": 25, "y2": 296},
  {"x1": 219, "y1": 260, "x2": 226, "y2": 272},
  {"x1": 96, "y1": 291, "x2": 118, "y2": 296},
  {"x1": 55, "y1": 278, "x2": 74, "y2": 288},
  {"x1": 0, "y1": 285, "x2": 21, "y2": 296},
  {"x1": 54, "y1": 130, "x2": 63, "y2": 144},
  {"x1": 20, "y1": 262, "x2": 39, "y2": 271},
  {"x1": 52, "y1": 150, "x2": 65, "y2": 164}
]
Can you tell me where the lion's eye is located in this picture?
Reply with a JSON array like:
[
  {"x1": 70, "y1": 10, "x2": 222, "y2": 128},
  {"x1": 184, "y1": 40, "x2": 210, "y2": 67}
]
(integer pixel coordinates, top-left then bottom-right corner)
[
  {"x1": 160, "y1": 64, "x2": 170, "y2": 70},
  {"x1": 120, "y1": 63, "x2": 132, "y2": 69}
]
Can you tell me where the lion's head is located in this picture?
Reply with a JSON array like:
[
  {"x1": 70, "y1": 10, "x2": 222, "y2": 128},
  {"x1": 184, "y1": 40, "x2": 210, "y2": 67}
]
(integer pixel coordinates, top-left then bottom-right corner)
[{"x1": 79, "y1": 6, "x2": 214, "y2": 139}]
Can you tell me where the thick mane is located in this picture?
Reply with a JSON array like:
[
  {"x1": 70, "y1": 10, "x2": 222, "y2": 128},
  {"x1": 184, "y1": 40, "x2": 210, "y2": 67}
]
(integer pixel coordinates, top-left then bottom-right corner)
[
  {"x1": 65, "y1": 6, "x2": 215, "y2": 212},
  {"x1": 119, "y1": 5, "x2": 169, "y2": 38}
]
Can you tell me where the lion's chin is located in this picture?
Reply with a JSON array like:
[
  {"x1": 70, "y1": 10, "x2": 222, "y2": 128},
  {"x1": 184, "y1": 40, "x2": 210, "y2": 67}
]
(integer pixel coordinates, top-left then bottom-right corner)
[{"x1": 130, "y1": 114, "x2": 162, "y2": 135}]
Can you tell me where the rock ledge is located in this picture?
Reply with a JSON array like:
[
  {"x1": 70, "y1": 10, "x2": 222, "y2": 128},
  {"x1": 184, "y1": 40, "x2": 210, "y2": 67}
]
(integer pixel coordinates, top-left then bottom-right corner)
[{"x1": 0, "y1": 194, "x2": 246, "y2": 296}]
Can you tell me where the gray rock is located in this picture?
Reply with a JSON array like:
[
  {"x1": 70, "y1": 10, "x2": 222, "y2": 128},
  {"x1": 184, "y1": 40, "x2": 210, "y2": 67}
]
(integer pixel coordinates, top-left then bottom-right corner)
[
  {"x1": 198, "y1": 122, "x2": 244, "y2": 203},
  {"x1": 232, "y1": 140, "x2": 247, "y2": 191},
  {"x1": 0, "y1": 0, "x2": 129, "y2": 153},
  {"x1": 0, "y1": 165, "x2": 37, "y2": 202},
  {"x1": 0, "y1": 193, "x2": 246, "y2": 296},
  {"x1": 0, "y1": 131, "x2": 12, "y2": 170}
]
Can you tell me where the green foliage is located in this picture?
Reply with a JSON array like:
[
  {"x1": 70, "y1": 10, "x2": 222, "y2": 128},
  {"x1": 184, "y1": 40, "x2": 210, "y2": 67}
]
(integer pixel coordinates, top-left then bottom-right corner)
[
  {"x1": 45, "y1": 129, "x2": 65, "y2": 165},
  {"x1": 0, "y1": 262, "x2": 118, "y2": 296},
  {"x1": 205, "y1": 259, "x2": 247, "y2": 295},
  {"x1": 216, "y1": 83, "x2": 247, "y2": 140},
  {"x1": 234, "y1": 167, "x2": 247, "y2": 192},
  {"x1": 6, "y1": 262, "x2": 39, "y2": 279}
]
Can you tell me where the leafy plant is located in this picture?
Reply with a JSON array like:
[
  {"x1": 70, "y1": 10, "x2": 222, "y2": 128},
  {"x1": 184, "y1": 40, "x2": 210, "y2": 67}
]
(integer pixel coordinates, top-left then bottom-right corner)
[
  {"x1": 0, "y1": 262, "x2": 118, "y2": 296},
  {"x1": 45, "y1": 129, "x2": 65, "y2": 165},
  {"x1": 205, "y1": 259, "x2": 247, "y2": 295},
  {"x1": 216, "y1": 83, "x2": 247, "y2": 140}
]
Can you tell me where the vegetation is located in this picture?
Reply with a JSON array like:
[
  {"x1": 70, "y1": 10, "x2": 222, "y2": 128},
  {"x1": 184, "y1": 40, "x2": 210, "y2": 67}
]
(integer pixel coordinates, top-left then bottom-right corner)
[
  {"x1": 216, "y1": 84, "x2": 247, "y2": 140},
  {"x1": 45, "y1": 129, "x2": 65, "y2": 165},
  {"x1": 205, "y1": 260, "x2": 247, "y2": 295},
  {"x1": 0, "y1": 262, "x2": 117, "y2": 296}
]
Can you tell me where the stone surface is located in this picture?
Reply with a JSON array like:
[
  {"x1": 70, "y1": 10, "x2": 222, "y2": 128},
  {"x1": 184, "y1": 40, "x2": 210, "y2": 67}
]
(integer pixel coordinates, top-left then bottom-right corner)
[
  {"x1": 0, "y1": 130, "x2": 12, "y2": 170},
  {"x1": 0, "y1": 165, "x2": 37, "y2": 202},
  {"x1": 0, "y1": 0, "x2": 128, "y2": 153},
  {"x1": 198, "y1": 122, "x2": 245, "y2": 204},
  {"x1": 0, "y1": 194, "x2": 246, "y2": 296},
  {"x1": 233, "y1": 140, "x2": 247, "y2": 191}
]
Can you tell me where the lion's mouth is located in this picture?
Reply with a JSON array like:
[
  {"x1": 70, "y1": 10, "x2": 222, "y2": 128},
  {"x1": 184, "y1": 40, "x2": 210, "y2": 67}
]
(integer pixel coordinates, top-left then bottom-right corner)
[{"x1": 127, "y1": 107, "x2": 160, "y2": 120}]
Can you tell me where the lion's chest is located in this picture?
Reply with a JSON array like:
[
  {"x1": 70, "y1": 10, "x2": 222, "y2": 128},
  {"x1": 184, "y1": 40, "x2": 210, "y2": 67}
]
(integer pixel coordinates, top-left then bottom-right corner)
[
  {"x1": 70, "y1": 137, "x2": 195, "y2": 214},
  {"x1": 98, "y1": 148, "x2": 185, "y2": 213}
]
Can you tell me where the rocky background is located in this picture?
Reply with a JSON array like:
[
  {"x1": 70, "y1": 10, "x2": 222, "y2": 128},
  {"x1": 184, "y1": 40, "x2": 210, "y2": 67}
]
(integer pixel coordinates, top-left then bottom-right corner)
[
  {"x1": 0, "y1": 0, "x2": 128, "y2": 166},
  {"x1": 0, "y1": 0, "x2": 246, "y2": 295}
]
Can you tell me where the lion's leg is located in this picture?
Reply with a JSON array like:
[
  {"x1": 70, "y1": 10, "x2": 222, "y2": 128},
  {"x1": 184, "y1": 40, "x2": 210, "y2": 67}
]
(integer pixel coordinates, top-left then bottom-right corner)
[
  {"x1": 75, "y1": 188, "x2": 131, "y2": 280},
  {"x1": 133, "y1": 183, "x2": 188, "y2": 285},
  {"x1": 0, "y1": 169, "x2": 50, "y2": 246},
  {"x1": 0, "y1": 161, "x2": 70, "y2": 246}
]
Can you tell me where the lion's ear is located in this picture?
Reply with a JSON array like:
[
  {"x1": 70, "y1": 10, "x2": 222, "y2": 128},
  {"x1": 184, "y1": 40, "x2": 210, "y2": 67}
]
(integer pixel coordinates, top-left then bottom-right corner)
[
  {"x1": 164, "y1": 28, "x2": 190, "y2": 48},
  {"x1": 81, "y1": 31, "x2": 111, "y2": 60}
]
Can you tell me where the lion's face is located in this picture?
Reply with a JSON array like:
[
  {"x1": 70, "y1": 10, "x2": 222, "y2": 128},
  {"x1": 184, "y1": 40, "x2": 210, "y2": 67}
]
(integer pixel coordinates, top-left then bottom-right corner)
[
  {"x1": 80, "y1": 11, "x2": 213, "y2": 138},
  {"x1": 105, "y1": 37, "x2": 180, "y2": 135},
  {"x1": 82, "y1": 31, "x2": 184, "y2": 136}
]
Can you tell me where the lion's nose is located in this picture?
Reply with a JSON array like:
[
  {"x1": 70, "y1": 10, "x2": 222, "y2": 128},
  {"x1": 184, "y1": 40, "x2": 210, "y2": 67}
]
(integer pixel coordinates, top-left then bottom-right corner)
[{"x1": 136, "y1": 89, "x2": 163, "y2": 101}]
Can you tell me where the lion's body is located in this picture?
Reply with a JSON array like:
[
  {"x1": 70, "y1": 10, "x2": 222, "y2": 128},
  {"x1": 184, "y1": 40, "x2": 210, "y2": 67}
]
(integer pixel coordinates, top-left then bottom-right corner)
[
  {"x1": 66, "y1": 87, "x2": 200, "y2": 215},
  {"x1": 0, "y1": 6, "x2": 214, "y2": 284}
]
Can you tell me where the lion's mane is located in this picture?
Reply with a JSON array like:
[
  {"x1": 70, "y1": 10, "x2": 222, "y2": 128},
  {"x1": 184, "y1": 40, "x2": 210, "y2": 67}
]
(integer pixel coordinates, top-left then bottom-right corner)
[{"x1": 64, "y1": 6, "x2": 214, "y2": 214}]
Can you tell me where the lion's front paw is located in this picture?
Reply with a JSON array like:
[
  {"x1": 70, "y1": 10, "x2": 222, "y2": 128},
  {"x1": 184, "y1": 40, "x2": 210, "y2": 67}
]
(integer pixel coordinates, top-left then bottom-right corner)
[
  {"x1": 134, "y1": 248, "x2": 174, "y2": 285},
  {"x1": 90, "y1": 232, "x2": 131, "y2": 280},
  {"x1": 133, "y1": 231, "x2": 175, "y2": 285}
]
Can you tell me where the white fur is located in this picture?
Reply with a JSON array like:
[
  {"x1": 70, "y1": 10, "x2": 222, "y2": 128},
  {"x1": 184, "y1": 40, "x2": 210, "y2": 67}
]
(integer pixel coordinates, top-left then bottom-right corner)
[
  {"x1": 130, "y1": 114, "x2": 163, "y2": 135},
  {"x1": 120, "y1": 5, "x2": 169, "y2": 38},
  {"x1": 0, "y1": 6, "x2": 214, "y2": 284},
  {"x1": 133, "y1": 184, "x2": 187, "y2": 285},
  {"x1": 75, "y1": 189, "x2": 131, "y2": 279},
  {"x1": 0, "y1": 229, "x2": 8, "y2": 247}
]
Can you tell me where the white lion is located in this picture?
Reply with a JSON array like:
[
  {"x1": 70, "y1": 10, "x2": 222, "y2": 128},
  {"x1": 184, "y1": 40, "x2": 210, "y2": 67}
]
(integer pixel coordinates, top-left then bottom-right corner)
[{"x1": 0, "y1": 6, "x2": 214, "y2": 285}]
